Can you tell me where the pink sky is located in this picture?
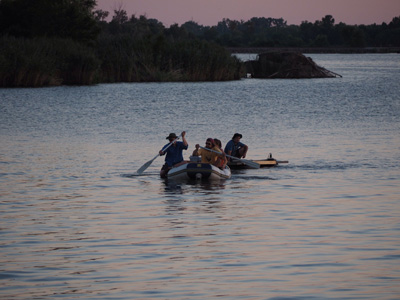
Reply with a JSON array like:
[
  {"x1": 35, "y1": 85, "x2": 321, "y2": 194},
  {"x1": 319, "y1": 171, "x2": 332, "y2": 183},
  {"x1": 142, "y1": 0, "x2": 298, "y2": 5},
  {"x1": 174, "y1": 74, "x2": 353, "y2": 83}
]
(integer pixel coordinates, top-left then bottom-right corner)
[{"x1": 96, "y1": 0, "x2": 399, "y2": 26}]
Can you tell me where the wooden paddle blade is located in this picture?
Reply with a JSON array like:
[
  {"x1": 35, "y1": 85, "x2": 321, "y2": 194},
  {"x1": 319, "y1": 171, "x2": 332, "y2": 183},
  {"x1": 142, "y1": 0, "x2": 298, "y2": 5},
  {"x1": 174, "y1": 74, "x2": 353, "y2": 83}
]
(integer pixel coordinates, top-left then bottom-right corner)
[
  {"x1": 231, "y1": 157, "x2": 260, "y2": 169},
  {"x1": 136, "y1": 161, "x2": 152, "y2": 174},
  {"x1": 241, "y1": 159, "x2": 260, "y2": 169},
  {"x1": 137, "y1": 155, "x2": 158, "y2": 174}
]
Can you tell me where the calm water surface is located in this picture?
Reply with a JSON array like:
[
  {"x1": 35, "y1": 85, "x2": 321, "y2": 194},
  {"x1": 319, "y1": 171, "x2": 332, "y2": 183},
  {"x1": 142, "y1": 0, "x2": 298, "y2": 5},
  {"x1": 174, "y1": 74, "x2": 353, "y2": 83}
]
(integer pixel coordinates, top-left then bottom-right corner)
[{"x1": 1, "y1": 54, "x2": 400, "y2": 299}]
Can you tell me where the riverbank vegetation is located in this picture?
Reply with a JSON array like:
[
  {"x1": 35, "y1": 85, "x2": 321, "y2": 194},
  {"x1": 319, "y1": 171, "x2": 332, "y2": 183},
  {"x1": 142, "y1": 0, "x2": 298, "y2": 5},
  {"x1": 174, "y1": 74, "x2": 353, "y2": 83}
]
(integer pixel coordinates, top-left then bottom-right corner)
[
  {"x1": 0, "y1": 0, "x2": 399, "y2": 87},
  {"x1": 0, "y1": 0, "x2": 243, "y2": 87}
]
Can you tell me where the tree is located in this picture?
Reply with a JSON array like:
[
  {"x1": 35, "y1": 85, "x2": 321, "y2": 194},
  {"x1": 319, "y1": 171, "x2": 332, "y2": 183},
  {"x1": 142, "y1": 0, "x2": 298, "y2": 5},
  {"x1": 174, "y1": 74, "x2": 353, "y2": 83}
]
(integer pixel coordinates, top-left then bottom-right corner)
[
  {"x1": 314, "y1": 34, "x2": 329, "y2": 47},
  {"x1": 181, "y1": 21, "x2": 205, "y2": 38},
  {"x1": 388, "y1": 16, "x2": 400, "y2": 28},
  {"x1": 341, "y1": 25, "x2": 366, "y2": 47},
  {"x1": 321, "y1": 15, "x2": 335, "y2": 29},
  {"x1": 0, "y1": 0, "x2": 99, "y2": 43},
  {"x1": 112, "y1": 8, "x2": 128, "y2": 25},
  {"x1": 93, "y1": 9, "x2": 109, "y2": 22}
]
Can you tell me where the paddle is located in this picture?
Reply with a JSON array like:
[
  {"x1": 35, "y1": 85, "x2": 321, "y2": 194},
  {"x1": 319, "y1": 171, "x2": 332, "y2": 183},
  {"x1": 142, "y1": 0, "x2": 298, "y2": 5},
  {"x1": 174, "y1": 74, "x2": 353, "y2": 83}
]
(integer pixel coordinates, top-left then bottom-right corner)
[
  {"x1": 199, "y1": 146, "x2": 260, "y2": 169},
  {"x1": 137, "y1": 134, "x2": 181, "y2": 174}
]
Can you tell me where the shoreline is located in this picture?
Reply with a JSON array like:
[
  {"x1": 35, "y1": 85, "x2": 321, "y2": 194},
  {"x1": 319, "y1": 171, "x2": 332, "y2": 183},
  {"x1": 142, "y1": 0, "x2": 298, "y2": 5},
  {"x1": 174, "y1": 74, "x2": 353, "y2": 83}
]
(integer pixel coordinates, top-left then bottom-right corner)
[{"x1": 228, "y1": 47, "x2": 400, "y2": 54}]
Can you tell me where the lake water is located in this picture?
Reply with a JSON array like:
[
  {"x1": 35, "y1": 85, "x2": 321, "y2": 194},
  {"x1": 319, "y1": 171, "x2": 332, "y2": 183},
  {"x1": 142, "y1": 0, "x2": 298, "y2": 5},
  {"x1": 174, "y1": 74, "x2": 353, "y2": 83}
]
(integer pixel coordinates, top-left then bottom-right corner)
[{"x1": 1, "y1": 54, "x2": 400, "y2": 299}]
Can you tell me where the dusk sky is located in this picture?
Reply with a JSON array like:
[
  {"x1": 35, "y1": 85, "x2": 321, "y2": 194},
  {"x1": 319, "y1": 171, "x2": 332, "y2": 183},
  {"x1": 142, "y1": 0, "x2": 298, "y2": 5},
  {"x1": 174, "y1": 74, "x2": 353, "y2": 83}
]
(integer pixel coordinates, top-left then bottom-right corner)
[{"x1": 96, "y1": 0, "x2": 400, "y2": 26}]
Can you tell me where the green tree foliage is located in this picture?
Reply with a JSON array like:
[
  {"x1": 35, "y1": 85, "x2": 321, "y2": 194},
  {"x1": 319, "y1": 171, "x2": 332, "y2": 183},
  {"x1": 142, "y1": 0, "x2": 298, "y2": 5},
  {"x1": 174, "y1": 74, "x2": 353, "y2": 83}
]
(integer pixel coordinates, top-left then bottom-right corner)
[
  {"x1": 0, "y1": 0, "x2": 99, "y2": 43},
  {"x1": 340, "y1": 25, "x2": 366, "y2": 47}
]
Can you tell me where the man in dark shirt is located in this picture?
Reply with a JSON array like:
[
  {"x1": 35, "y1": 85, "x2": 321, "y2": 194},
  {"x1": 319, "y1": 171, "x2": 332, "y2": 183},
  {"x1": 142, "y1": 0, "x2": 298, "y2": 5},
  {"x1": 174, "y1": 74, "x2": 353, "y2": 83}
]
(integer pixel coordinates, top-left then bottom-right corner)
[
  {"x1": 224, "y1": 133, "x2": 248, "y2": 161},
  {"x1": 159, "y1": 131, "x2": 188, "y2": 178}
]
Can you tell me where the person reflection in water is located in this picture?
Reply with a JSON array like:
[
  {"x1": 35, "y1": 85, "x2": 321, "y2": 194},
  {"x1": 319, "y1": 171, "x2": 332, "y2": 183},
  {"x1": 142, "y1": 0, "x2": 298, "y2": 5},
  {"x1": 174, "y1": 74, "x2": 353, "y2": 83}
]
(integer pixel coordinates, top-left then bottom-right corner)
[{"x1": 159, "y1": 131, "x2": 188, "y2": 178}]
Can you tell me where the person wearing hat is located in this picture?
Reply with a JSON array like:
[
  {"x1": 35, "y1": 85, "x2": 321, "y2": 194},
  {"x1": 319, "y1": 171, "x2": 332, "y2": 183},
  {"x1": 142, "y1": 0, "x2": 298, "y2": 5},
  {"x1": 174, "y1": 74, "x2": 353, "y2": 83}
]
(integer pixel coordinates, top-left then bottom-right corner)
[
  {"x1": 224, "y1": 133, "x2": 248, "y2": 161},
  {"x1": 159, "y1": 131, "x2": 188, "y2": 178}
]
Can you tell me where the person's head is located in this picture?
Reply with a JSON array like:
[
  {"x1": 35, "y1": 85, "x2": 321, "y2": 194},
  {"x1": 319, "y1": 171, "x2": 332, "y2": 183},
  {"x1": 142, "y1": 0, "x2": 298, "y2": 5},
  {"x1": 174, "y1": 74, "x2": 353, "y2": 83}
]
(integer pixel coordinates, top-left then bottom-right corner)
[
  {"x1": 166, "y1": 133, "x2": 177, "y2": 143},
  {"x1": 214, "y1": 138, "x2": 222, "y2": 149},
  {"x1": 205, "y1": 138, "x2": 215, "y2": 149},
  {"x1": 232, "y1": 133, "x2": 242, "y2": 143}
]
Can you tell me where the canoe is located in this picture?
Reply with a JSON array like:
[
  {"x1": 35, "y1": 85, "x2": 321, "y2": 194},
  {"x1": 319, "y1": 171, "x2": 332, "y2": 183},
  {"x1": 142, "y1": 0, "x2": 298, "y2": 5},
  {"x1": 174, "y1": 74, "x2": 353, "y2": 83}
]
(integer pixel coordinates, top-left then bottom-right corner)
[
  {"x1": 228, "y1": 154, "x2": 288, "y2": 169},
  {"x1": 167, "y1": 162, "x2": 231, "y2": 181}
]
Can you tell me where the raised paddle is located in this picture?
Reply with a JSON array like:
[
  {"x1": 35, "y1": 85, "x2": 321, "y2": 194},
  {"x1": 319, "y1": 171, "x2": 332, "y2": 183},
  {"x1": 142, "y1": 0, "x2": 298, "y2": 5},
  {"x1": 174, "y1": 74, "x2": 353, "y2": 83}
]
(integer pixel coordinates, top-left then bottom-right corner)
[
  {"x1": 199, "y1": 146, "x2": 260, "y2": 169},
  {"x1": 137, "y1": 134, "x2": 181, "y2": 174}
]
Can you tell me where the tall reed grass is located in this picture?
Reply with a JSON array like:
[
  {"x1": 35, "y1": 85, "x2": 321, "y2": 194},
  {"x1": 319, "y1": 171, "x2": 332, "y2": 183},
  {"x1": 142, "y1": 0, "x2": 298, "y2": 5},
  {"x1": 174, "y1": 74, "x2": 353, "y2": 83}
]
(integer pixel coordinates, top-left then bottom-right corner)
[
  {"x1": 0, "y1": 35, "x2": 244, "y2": 87},
  {"x1": 0, "y1": 36, "x2": 99, "y2": 87},
  {"x1": 96, "y1": 34, "x2": 244, "y2": 82},
  {"x1": 0, "y1": 36, "x2": 58, "y2": 87}
]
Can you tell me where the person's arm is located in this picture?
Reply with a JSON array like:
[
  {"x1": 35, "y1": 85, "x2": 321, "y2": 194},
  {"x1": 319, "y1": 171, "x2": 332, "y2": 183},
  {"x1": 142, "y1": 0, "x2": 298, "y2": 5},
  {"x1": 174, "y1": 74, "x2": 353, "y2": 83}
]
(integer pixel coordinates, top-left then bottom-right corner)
[
  {"x1": 221, "y1": 151, "x2": 227, "y2": 160},
  {"x1": 159, "y1": 145, "x2": 167, "y2": 156},
  {"x1": 212, "y1": 148, "x2": 222, "y2": 165},
  {"x1": 181, "y1": 131, "x2": 188, "y2": 147},
  {"x1": 225, "y1": 140, "x2": 232, "y2": 154},
  {"x1": 241, "y1": 143, "x2": 248, "y2": 158},
  {"x1": 224, "y1": 141, "x2": 232, "y2": 160}
]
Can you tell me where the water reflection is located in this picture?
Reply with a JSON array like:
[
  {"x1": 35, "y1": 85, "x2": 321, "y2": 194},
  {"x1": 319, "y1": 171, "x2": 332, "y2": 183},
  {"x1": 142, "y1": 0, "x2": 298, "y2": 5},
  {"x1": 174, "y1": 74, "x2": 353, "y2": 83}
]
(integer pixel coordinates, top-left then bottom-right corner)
[
  {"x1": 161, "y1": 179, "x2": 228, "y2": 219},
  {"x1": 162, "y1": 180, "x2": 184, "y2": 195},
  {"x1": 161, "y1": 179, "x2": 226, "y2": 195}
]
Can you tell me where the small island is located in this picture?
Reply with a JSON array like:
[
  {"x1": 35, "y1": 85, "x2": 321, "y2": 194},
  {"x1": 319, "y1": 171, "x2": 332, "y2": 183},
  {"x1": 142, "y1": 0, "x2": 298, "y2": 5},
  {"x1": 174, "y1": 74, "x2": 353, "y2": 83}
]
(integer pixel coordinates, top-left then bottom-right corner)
[{"x1": 245, "y1": 51, "x2": 342, "y2": 78}]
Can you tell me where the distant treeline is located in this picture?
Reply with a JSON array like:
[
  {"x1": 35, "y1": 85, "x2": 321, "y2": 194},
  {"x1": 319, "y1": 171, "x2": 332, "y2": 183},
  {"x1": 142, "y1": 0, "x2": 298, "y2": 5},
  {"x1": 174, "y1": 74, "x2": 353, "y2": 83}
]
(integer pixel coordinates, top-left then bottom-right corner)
[
  {"x1": 181, "y1": 15, "x2": 400, "y2": 48},
  {"x1": 0, "y1": 0, "x2": 399, "y2": 87}
]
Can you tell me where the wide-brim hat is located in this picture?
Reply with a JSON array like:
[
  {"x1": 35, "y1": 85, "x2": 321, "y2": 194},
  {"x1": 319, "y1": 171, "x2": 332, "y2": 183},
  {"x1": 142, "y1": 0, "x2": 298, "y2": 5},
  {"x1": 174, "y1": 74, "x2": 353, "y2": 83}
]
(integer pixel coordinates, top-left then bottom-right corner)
[
  {"x1": 232, "y1": 133, "x2": 242, "y2": 139},
  {"x1": 166, "y1": 133, "x2": 177, "y2": 139}
]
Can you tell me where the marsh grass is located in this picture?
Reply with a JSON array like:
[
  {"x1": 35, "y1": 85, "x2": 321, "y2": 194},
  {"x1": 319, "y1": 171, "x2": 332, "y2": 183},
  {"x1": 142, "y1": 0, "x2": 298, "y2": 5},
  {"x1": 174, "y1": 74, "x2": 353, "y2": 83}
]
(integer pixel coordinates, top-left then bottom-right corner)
[
  {"x1": 96, "y1": 34, "x2": 244, "y2": 83},
  {"x1": 0, "y1": 35, "x2": 244, "y2": 87},
  {"x1": 0, "y1": 36, "x2": 99, "y2": 87}
]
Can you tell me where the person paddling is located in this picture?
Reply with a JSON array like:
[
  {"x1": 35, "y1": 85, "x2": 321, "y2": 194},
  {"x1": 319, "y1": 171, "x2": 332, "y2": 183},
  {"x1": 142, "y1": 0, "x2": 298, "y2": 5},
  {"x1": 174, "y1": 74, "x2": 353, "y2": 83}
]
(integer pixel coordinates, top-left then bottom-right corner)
[
  {"x1": 224, "y1": 133, "x2": 248, "y2": 161},
  {"x1": 192, "y1": 138, "x2": 225, "y2": 168},
  {"x1": 159, "y1": 131, "x2": 188, "y2": 178}
]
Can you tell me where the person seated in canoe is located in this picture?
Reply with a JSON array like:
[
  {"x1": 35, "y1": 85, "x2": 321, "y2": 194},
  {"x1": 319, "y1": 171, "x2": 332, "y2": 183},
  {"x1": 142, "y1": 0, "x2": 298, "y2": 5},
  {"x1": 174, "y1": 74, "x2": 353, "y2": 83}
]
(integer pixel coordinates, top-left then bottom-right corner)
[
  {"x1": 214, "y1": 138, "x2": 228, "y2": 169},
  {"x1": 192, "y1": 138, "x2": 225, "y2": 168},
  {"x1": 159, "y1": 131, "x2": 188, "y2": 178},
  {"x1": 224, "y1": 133, "x2": 248, "y2": 161}
]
